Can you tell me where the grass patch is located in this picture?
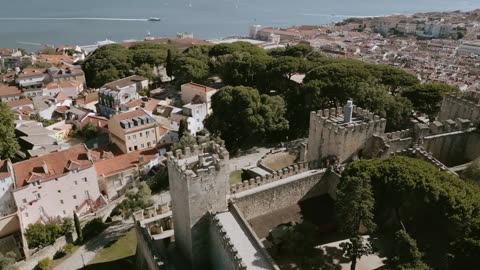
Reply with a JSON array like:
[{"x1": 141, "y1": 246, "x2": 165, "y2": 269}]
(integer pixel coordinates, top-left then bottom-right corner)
[
  {"x1": 229, "y1": 170, "x2": 243, "y2": 185},
  {"x1": 89, "y1": 229, "x2": 137, "y2": 265}
]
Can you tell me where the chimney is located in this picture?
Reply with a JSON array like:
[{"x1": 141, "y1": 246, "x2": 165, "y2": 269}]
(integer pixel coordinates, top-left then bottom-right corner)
[
  {"x1": 42, "y1": 161, "x2": 49, "y2": 174},
  {"x1": 344, "y1": 100, "x2": 353, "y2": 124}
]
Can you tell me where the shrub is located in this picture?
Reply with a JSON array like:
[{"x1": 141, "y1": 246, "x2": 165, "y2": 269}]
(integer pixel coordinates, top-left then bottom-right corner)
[
  {"x1": 53, "y1": 249, "x2": 66, "y2": 260},
  {"x1": 82, "y1": 218, "x2": 107, "y2": 240},
  {"x1": 63, "y1": 243, "x2": 74, "y2": 254},
  {"x1": 61, "y1": 218, "x2": 74, "y2": 235},
  {"x1": 25, "y1": 222, "x2": 62, "y2": 249},
  {"x1": 37, "y1": 257, "x2": 52, "y2": 270}
]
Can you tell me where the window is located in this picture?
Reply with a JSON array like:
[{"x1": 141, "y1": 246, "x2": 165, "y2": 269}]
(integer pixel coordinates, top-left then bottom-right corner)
[
  {"x1": 147, "y1": 142, "x2": 151, "y2": 147},
  {"x1": 146, "y1": 131, "x2": 150, "y2": 138},
  {"x1": 75, "y1": 206, "x2": 79, "y2": 210},
  {"x1": 63, "y1": 210, "x2": 66, "y2": 215},
  {"x1": 132, "y1": 135, "x2": 136, "y2": 139},
  {"x1": 82, "y1": 177, "x2": 87, "y2": 183},
  {"x1": 141, "y1": 144, "x2": 144, "y2": 148},
  {"x1": 140, "y1": 132, "x2": 143, "y2": 137},
  {"x1": 60, "y1": 200, "x2": 64, "y2": 204},
  {"x1": 35, "y1": 193, "x2": 41, "y2": 199},
  {"x1": 134, "y1": 146, "x2": 138, "y2": 150},
  {"x1": 73, "y1": 195, "x2": 77, "y2": 199},
  {"x1": 127, "y1": 136, "x2": 131, "y2": 140},
  {"x1": 114, "y1": 179, "x2": 122, "y2": 187},
  {"x1": 74, "y1": 181, "x2": 78, "y2": 185},
  {"x1": 129, "y1": 147, "x2": 132, "y2": 152},
  {"x1": 25, "y1": 213, "x2": 28, "y2": 217},
  {"x1": 58, "y1": 190, "x2": 61, "y2": 193},
  {"x1": 22, "y1": 198, "x2": 27, "y2": 203}
]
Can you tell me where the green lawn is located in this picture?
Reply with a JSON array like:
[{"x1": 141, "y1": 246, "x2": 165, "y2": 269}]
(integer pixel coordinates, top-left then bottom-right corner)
[
  {"x1": 89, "y1": 229, "x2": 137, "y2": 264},
  {"x1": 229, "y1": 170, "x2": 243, "y2": 185},
  {"x1": 50, "y1": 245, "x2": 80, "y2": 269}
]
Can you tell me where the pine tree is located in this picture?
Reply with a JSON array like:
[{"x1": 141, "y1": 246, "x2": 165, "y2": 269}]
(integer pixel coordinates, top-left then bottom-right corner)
[
  {"x1": 178, "y1": 119, "x2": 188, "y2": 139},
  {"x1": 73, "y1": 211, "x2": 83, "y2": 243},
  {"x1": 0, "y1": 103, "x2": 19, "y2": 159},
  {"x1": 166, "y1": 49, "x2": 174, "y2": 78}
]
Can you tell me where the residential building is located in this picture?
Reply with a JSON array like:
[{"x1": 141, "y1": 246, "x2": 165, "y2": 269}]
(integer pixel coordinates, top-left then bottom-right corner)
[
  {"x1": 108, "y1": 109, "x2": 165, "y2": 154},
  {"x1": 11, "y1": 145, "x2": 104, "y2": 230},
  {"x1": 15, "y1": 68, "x2": 48, "y2": 91},
  {"x1": 15, "y1": 125, "x2": 61, "y2": 158},
  {"x1": 0, "y1": 161, "x2": 16, "y2": 217},
  {"x1": 75, "y1": 91, "x2": 98, "y2": 112},
  {"x1": 42, "y1": 80, "x2": 84, "y2": 98},
  {"x1": 180, "y1": 82, "x2": 217, "y2": 113},
  {"x1": 95, "y1": 148, "x2": 160, "y2": 199},
  {"x1": 457, "y1": 41, "x2": 480, "y2": 56},
  {"x1": 98, "y1": 76, "x2": 148, "y2": 118},
  {"x1": 6, "y1": 99, "x2": 34, "y2": 111},
  {"x1": 0, "y1": 86, "x2": 22, "y2": 102},
  {"x1": 46, "y1": 64, "x2": 86, "y2": 85}
]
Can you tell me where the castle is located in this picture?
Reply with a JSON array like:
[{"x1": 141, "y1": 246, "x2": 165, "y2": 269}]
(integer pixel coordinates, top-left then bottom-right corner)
[{"x1": 134, "y1": 91, "x2": 480, "y2": 270}]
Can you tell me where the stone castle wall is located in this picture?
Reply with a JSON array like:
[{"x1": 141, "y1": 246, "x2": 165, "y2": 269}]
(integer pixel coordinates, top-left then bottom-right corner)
[
  {"x1": 209, "y1": 214, "x2": 247, "y2": 270},
  {"x1": 439, "y1": 93, "x2": 480, "y2": 125},
  {"x1": 307, "y1": 106, "x2": 386, "y2": 163},
  {"x1": 232, "y1": 169, "x2": 336, "y2": 221}
]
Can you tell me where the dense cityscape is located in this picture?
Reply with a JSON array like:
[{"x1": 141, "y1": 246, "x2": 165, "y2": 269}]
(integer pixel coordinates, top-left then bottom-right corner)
[{"x1": 0, "y1": 7, "x2": 479, "y2": 270}]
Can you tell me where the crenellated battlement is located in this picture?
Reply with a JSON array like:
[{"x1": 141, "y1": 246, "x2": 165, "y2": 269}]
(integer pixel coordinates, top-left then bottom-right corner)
[
  {"x1": 211, "y1": 214, "x2": 247, "y2": 270},
  {"x1": 167, "y1": 141, "x2": 230, "y2": 182},
  {"x1": 384, "y1": 129, "x2": 412, "y2": 141},
  {"x1": 392, "y1": 146, "x2": 452, "y2": 173},
  {"x1": 230, "y1": 160, "x2": 321, "y2": 194},
  {"x1": 416, "y1": 118, "x2": 474, "y2": 138},
  {"x1": 439, "y1": 92, "x2": 480, "y2": 125}
]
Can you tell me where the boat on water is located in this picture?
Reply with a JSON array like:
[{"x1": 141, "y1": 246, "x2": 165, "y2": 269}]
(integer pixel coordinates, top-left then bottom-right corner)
[{"x1": 148, "y1": 17, "x2": 161, "y2": 22}]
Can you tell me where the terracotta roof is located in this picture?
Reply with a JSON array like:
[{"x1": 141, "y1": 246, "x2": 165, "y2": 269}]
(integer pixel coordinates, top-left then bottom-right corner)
[
  {"x1": 76, "y1": 92, "x2": 98, "y2": 105},
  {"x1": 95, "y1": 148, "x2": 159, "y2": 177},
  {"x1": 6, "y1": 98, "x2": 33, "y2": 109},
  {"x1": 104, "y1": 75, "x2": 147, "y2": 90},
  {"x1": 12, "y1": 144, "x2": 93, "y2": 188},
  {"x1": 0, "y1": 86, "x2": 22, "y2": 97},
  {"x1": 79, "y1": 115, "x2": 108, "y2": 129},
  {"x1": 0, "y1": 48, "x2": 14, "y2": 55},
  {"x1": 111, "y1": 109, "x2": 151, "y2": 122},
  {"x1": 144, "y1": 98, "x2": 161, "y2": 112},
  {"x1": 45, "y1": 80, "x2": 82, "y2": 90},
  {"x1": 182, "y1": 82, "x2": 216, "y2": 93},
  {"x1": 37, "y1": 54, "x2": 74, "y2": 64},
  {"x1": 126, "y1": 98, "x2": 143, "y2": 109},
  {"x1": 16, "y1": 68, "x2": 47, "y2": 79},
  {"x1": 55, "y1": 106, "x2": 69, "y2": 114},
  {"x1": 55, "y1": 92, "x2": 69, "y2": 102},
  {"x1": 0, "y1": 160, "x2": 11, "y2": 179}
]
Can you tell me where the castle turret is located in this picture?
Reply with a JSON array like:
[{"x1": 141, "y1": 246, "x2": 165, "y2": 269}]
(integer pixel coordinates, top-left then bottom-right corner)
[
  {"x1": 344, "y1": 100, "x2": 353, "y2": 123},
  {"x1": 167, "y1": 141, "x2": 229, "y2": 269}
]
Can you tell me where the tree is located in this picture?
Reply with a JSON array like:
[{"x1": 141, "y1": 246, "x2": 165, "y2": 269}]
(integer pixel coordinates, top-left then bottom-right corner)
[
  {"x1": 73, "y1": 211, "x2": 83, "y2": 243},
  {"x1": 77, "y1": 122, "x2": 99, "y2": 140},
  {"x1": 82, "y1": 218, "x2": 107, "y2": 240},
  {"x1": 25, "y1": 222, "x2": 62, "y2": 249},
  {"x1": 340, "y1": 236, "x2": 373, "y2": 270},
  {"x1": 0, "y1": 103, "x2": 19, "y2": 159},
  {"x1": 116, "y1": 182, "x2": 153, "y2": 218},
  {"x1": 135, "y1": 63, "x2": 156, "y2": 81},
  {"x1": 61, "y1": 217, "x2": 74, "y2": 235},
  {"x1": 0, "y1": 252, "x2": 17, "y2": 270},
  {"x1": 402, "y1": 83, "x2": 457, "y2": 119},
  {"x1": 37, "y1": 257, "x2": 52, "y2": 270},
  {"x1": 178, "y1": 119, "x2": 188, "y2": 140},
  {"x1": 171, "y1": 134, "x2": 197, "y2": 152},
  {"x1": 463, "y1": 156, "x2": 480, "y2": 183},
  {"x1": 385, "y1": 230, "x2": 430, "y2": 270},
  {"x1": 166, "y1": 49, "x2": 174, "y2": 78},
  {"x1": 205, "y1": 86, "x2": 289, "y2": 152},
  {"x1": 93, "y1": 68, "x2": 120, "y2": 88},
  {"x1": 336, "y1": 175, "x2": 376, "y2": 236},
  {"x1": 172, "y1": 56, "x2": 210, "y2": 84},
  {"x1": 343, "y1": 156, "x2": 480, "y2": 269}
]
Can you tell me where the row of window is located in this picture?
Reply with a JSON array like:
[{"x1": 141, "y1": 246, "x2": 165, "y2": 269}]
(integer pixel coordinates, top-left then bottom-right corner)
[
  {"x1": 128, "y1": 141, "x2": 155, "y2": 152},
  {"x1": 127, "y1": 130, "x2": 152, "y2": 141},
  {"x1": 22, "y1": 178, "x2": 89, "y2": 204}
]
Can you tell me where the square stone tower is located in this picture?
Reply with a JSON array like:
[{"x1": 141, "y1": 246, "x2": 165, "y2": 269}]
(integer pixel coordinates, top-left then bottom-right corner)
[{"x1": 167, "y1": 142, "x2": 229, "y2": 269}]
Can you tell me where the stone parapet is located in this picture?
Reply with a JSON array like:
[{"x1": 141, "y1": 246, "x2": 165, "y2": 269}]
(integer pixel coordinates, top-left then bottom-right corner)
[
  {"x1": 211, "y1": 214, "x2": 247, "y2": 270},
  {"x1": 392, "y1": 147, "x2": 452, "y2": 173},
  {"x1": 230, "y1": 160, "x2": 321, "y2": 194},
  {"x1": 384, "y1": 129, "x2": 412, "y2": 141}
]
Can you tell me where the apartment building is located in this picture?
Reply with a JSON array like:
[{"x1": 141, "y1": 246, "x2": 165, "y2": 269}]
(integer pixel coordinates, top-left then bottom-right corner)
[
  {"x1": 180, "y1": 82, "x2": 217, "y2": 113},
  {"x1": 108, "y1": 109, "x2": 165, "y2": 154},
  {"x1": 11, "y1": 145, "x2": 103, "y2": 230}
]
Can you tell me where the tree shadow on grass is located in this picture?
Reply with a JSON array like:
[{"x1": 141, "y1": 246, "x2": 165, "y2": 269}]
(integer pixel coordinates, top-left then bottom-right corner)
[{"x1": 82, "y1": 255, "x2": 135, "y2": 270}]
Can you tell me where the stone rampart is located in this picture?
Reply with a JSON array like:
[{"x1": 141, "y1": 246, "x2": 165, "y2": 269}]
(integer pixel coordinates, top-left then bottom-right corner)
[
  {"x1": 392, "y1": 147, "x2": 452, "y2": 173},
  {"x1": 232, "y1": 169, "x2": 332, "y2": 220},
  {"x1": 439, "y1": 93, "x2": 480, "y2": 124},
  {"x1": 230, "y1": 160, "x2": 321, "y2": 194},
  {"x1": 209, "y1": 214, "x2": 247, "y2": 270}
]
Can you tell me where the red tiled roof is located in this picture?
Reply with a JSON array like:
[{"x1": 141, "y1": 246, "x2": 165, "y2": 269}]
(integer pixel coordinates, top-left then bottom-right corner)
[
  {"x1": 0, "y1": 48, "x2": 14, "y2": 55},
  {"x1": 95, "y1": 148, "x2": 159, "y2": 177},
  {"x1": 182, "y1": 82, "x2": 216, "y2": 93},
  {"x1": 80, "y1": 115, "x2": 108, "y2": 129},
  {"x1": 12, "y1": 145, "x2": 93, "y2": 188},
  {"x1": 76, "y1": 92, "x2": 98, "y2": 105},
  {"x1": 37, "y1": 54, "x2": 74, "y2": 64},
  {"x1": 16, "y1": 68, "x2": 47, "y2": 78},
  {"x1": 0, "y1": 86, "x2": 22, "y2": 97},
  {"x1": 6, "y1": 98, "x2": 33, "y2": 108}
]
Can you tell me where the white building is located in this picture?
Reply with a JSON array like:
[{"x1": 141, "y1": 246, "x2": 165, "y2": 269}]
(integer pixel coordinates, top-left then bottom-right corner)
[
  {"x1": 0, "y1": 161, "x2": 16, "y2": 217},
  {"x1": 180, "y1": 82, "x2": 217, "y2": 114},
  {"x1": 457, "y1": 41, "x2": 480, "y2": 56}
]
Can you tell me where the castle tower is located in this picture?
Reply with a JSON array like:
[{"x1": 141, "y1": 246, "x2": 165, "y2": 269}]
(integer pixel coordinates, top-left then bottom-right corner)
[
  {"x1": 307, "y1": 102, "x2": 386, "y2": 163},
  {"x1": 167, "y1": 142, "x2": 229, "y2": 269}
]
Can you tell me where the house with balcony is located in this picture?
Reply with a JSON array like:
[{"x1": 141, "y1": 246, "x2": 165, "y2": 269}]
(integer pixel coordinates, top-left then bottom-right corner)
[{"x1": 10, "y1": 145, "x2": 105, "y2": 230}]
